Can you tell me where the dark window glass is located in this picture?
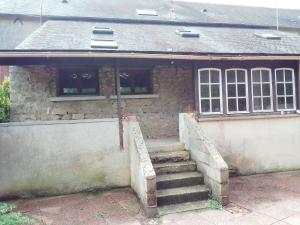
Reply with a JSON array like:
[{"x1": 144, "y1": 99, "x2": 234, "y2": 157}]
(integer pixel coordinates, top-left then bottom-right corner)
[
  {"x1": 263, "y1": 97, "x2": 271, "y2": 110},
  {"x1": 228, "y1": 84, "x2": 236, "y2": 97},
  {"x1": 262, "y1": 71, "x2": 270, "y2": 82},
  {"x1": 286, "y1": 83, "x2": 293, "y2": 95},
  {"x1": 227, "y1": 71, "x2": 235, "y2": 83},
  {"x1": 277, "y1": 83, "x2": 284, "y2": 95},
  {"x1": 277, "y1": 97, "x2": 285, "y2": 109},
  {"x1": 211, "y1": 99, "x2": 221, "y2": 112},
  {"x1": 238, "y1": 98, "x2": 247, "y2": 111},
  {"x1": 285, "y1": 70, "x2": 293, "y2": 82},
  {"x1": 200, "y1": 70, "x2": 209, "y2": 83},
  {"x1": 200, "y1": 85, "x2": 209, "y2": 98},
  {"x1": 276, "y1": 70, "x2": 284, "y2": 82},
  {"x1": 59, "y1": 68, "x2": 99, "y2": 95},
  {"x1": 201, "y1": 100, "x2": 210, "y2": 112},
  {"x1": 253, "y1": 84, "x2": 261, "y2": 96},
  {"x1": 238, "y1": 84, "x2": 246, "y2": 97},
  {"x1": 211, "y1": 71, "x2": 220, "y2": 83},
  {"x1": 252, "y1": 71, "x2": 260, "y2": 82},
  {"x1": 211, "y1": 85, "x2": 220, "y2": 97},
  {"x1": 286, "y1": 97, "x2": 294, "y2": 109},
  {"x1": 119, "y1": 68, "x2": 153, "y2": 95},
  {"x1": 254, "y1": 98, "x2": 262, "y2": 110},
  {"x1": 228, "y1": 99, "x2": 237, "y2": 111},
  {"x1": 262, "y1": 84, "x2": 271, "y2": 96}
]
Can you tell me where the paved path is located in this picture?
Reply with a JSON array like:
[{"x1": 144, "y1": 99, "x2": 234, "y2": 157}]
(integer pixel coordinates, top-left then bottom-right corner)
[{"x1": 6, "y1": 171, "x2": 300, "y2": 225}]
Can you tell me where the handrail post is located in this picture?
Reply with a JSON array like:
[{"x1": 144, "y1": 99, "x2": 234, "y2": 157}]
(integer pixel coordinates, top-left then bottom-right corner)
[{"x1": 115, "y1": 60, "x2": 123, "y2": 149}]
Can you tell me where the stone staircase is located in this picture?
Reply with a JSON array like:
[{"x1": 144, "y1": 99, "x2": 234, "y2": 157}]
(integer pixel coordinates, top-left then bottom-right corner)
[{"x1": 147, "y1": 139, "x2": 210, "y2": 214}]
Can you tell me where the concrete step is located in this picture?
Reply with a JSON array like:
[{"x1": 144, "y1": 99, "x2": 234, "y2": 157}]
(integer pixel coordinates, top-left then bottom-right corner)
[
  {"x1": 146, "y1": 138, "x2": 184, "y2": 153},
  {"x1": 157, "y1": 185, "x2": 209, "y2": 206},
  {"x1": 153, "y1": 161, "x2": 197, "y2": 175},
  {"x1": 157, "y1": 171, "x2": 204, "y2": 189},
  {"x1": 150, "y1": 150, "x2": 190, "y2": 163},
  {"x1": 158, "y1": 200, "x2": 210, "y2": 214}
]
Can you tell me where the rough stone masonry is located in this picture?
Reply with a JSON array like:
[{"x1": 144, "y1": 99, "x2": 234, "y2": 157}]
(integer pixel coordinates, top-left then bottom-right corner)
[{"x1": 9, "y1": 64, "x2": 194, "y2": 138}]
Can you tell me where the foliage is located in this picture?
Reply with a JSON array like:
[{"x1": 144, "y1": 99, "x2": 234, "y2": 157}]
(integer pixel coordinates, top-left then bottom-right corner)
[
  {"x1": 0, "y1": 203, "x2": 35, "y2": 225},
  {"x1": 95, "y1": 212, "x2": 106, "y2": 220},
  {"x1": 209, "y1": 193, "x2": 223, "y2": 210},
  {"x1": 0, "y1": 79, "x2": 10, "y2": 123},
  {"x1": 0, "y1": 203, "x2": 16, "y2": 215}
]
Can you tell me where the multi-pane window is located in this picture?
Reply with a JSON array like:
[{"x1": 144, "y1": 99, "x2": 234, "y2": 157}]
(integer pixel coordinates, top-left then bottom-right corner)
[
  {"x1": 198, "y1": 69, "x2": 222, "y2": 114},
  {"x1": 59, "y1": 68, "x2": 99, "y2": 95},
  {"x1": 225, "y1": 69, "x2": 248, "y2": 113},
  {"x1": 251, "y1": 68, "x2": 273, "y2": 112},
  {"x1": 119, "y1": 68, "x2": 153, "y2": 95},
  {"x1": 275, "y1": 68, "x2": 296, "y2": 111}
]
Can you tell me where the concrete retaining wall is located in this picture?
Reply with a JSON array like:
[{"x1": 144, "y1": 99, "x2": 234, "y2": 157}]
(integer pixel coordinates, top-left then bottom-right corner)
[
  {"x1": 198, "y1": 115, "x2": 300, "y2": 175},
  {"x1": 123, "y1": 117, "x2": 157, "y2": 217},
  {"x1": 180, "y1": 113, "x2": 229, "y2": 204},
  {"x1": 0, "y1": 119, "x2": 130, "y2": 198}
]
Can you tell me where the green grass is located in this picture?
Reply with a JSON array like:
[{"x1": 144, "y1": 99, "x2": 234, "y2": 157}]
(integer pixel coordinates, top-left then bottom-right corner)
[
  {"x1": 95, "y1": 212, "x2": 106, "y2": 220},
  {"x1": 208, "y1": 194, "x2": 223, "y2": 210},
  {"x1": 0, "y1": 203, "x2": 35, "y2": 225}
]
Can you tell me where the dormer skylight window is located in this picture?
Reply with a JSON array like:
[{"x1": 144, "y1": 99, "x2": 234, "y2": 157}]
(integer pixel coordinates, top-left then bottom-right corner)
[
  {"x1": 90, "y1": 39, "x2": 118, "y2": 49},
  {"x1": 136, "y1": 9, "x2": 158, "y2": 16},
  {"x1": 93, "y1": 27, "x2": 114, "y2": 34},
  {"x1": 176, "y1": 29, "x2": 200, "y2": 38},
  {"x1": 254, "y1": 33, "x2": 281, "y2": 40}
]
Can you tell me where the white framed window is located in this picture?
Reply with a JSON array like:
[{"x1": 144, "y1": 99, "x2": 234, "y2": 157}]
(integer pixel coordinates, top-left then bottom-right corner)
[
  {"x1": 251, "y1": 68, "x2": 273, "y2": 112},
  {"x1": 275, "y1": 68, "x2": 296, "y2": 111},
  {"x1": 198, "y1": 68, "x2": 223, "y2": 114},
  {"x1": 225, "y1": 68, "x2": 249, "y2": 113}
]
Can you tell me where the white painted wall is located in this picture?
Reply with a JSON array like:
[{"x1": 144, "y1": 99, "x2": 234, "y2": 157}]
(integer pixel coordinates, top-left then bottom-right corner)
[
  {"x1": 0, "y1": 119, "x2": 130, "y2": 198},
  {"x1": 198, "y1": 115, "x2": 300, "y2": 175}
]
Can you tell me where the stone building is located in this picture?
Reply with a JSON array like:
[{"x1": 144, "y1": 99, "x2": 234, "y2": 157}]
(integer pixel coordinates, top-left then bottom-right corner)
[{"x1": 2, "y1": 0, "x2": 300, "y2": 215}]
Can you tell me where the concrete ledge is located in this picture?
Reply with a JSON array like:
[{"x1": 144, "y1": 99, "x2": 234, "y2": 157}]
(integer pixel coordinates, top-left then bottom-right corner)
[
  {"x1": 110, "y1": 94, "x2": 159, "y2": 99},
  {"x1": 198, "y1": 113, "x2": 300, "y2": 122},
  {"x1": 50, "y1": 96, "x2": 107, "y2": 102},
  {"x1": 0, "y1": 118, "x2": 118, "y2": 127}
]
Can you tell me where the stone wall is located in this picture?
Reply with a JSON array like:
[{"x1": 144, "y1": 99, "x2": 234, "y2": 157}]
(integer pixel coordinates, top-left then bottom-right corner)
[{"x1": 10, "y1": 64, "x2": 194, "y2": 138}]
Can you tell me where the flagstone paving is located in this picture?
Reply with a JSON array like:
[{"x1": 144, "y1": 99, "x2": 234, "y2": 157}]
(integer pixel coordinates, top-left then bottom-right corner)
[{"x1": 4, "y1": 170, "x2": 300, "y2": 225}]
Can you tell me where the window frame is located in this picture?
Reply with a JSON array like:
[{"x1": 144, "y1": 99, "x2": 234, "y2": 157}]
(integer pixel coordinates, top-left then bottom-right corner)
[
  {"x1": 119, "y1": 67, "x2": 154, "y2": 95},
  {"x1": 58, "y1": 67, "x2": 100, "y2": 96},
  {"x1": 251, "y1": 67, "x2": 273, "y2": 113},
  {"x1": 225, "y1": 68, "x2": 249, "y2": 114},
  {"x1": 275, "y1": 68, "x2": 297, "y2": 111},
  {"x1": 198, "y1": 68, "x2": 223, "y2": 115}
]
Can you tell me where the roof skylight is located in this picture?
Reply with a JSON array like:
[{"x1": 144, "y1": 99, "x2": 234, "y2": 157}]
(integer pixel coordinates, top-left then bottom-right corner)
[
  {"x1": 136, "y1": 9, "x2": 158, "y2": 16},
  {"x1": 176, "y1": 29, "x2": 200, "y2": 38},
  {"x1": 93, "y1": 27, "x2": 114, "y2": 34},
  {"x1": 254, "y1": 33, "x2": 281, "y2": 40},
  {"x1": 90, "y1": 39, "x2": 118, "y2": 49}
]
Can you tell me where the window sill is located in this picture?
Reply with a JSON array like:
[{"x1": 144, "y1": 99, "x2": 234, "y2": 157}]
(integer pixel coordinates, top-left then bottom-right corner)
[
  {"x1": 197, "y1": 112, "x2": 300, "y2": 122},
  {"x1": 50, "y1": 96, "x2": 106, "y2": 102},
  {"x1": 110, "y1": 94, "x2": 159, "y2": 99}
]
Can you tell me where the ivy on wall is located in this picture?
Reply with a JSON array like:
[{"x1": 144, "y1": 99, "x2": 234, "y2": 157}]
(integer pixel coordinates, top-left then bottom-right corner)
[{"x1": 0, "y1": 79, "x2": 10, "y2": 123}]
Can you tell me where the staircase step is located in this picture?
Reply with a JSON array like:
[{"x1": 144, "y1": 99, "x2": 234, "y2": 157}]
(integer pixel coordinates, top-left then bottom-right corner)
[
  {"x1": 146, "y1": 138, "x2": 184, "y2": 153},
  {"x1": 158, "y1": 200, "x2": 210, "y2": 214},
  {"x1": 157, "y1": 172, "x2": 204, "y2": 189},
  {"x1": 150, "y1": 150, "x2": 190, "y2": 163},
  {"x1": 157, "y1": 185, "x2": 209, "y2": 206},
  {"x1": 153, "y1": 161, "x2": 197, "y2": 175}
]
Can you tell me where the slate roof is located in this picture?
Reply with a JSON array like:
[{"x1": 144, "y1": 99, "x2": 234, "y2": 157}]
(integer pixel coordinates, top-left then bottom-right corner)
[
  {"x1": 1, "y1": 0, "x2": 300, "y2": 29},
  {"x1": 16, "y1": 20, "x2": 300, "y2": 55}
]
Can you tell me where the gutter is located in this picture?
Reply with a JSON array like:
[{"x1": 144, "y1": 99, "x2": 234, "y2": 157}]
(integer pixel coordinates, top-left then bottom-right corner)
[{"x1": 0, "y1": 51, "x2": 300, "y2": 61}]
